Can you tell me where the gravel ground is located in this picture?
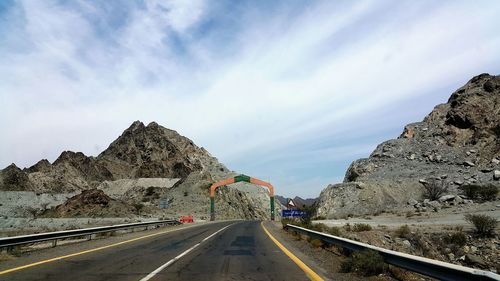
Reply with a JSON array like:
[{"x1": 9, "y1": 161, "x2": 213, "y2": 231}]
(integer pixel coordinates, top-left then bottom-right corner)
[{"x1": 315, "y1": 200, "x2": 500, "y2": 232}]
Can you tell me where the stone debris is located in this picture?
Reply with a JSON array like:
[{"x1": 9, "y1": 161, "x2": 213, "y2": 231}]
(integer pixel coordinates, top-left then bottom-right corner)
[{"x1": 494, "y1": 170, "x2": 500, "y2": 180}]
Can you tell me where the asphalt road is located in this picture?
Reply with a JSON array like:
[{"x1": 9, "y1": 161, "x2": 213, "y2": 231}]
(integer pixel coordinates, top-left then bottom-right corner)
[{"x1": 0, "y1": 221, "x2": 311, "y2": 281}]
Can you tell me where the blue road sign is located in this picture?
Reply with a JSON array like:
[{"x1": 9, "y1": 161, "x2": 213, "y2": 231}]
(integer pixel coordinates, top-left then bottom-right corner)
[{"x1": 282, "y1": 209, "x2": 306, "y2": 217}]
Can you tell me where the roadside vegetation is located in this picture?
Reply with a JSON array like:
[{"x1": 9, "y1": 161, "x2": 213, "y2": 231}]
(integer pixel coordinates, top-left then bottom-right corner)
[
  {"x1": 465, "y1": 214, "x2": 498, "y2": 237},
  {"x1": 340, "y1": 249, "x2": 386, "y2": 276},
  {"x1": 459, "y1": 184, "x2": 498, "y2": 201},
  {"x1": 422, "y1": 179, "x2": 448, "y2": 200},
  {"x1": 281, "y1": 209, "x2": 500, "y2": 277}
]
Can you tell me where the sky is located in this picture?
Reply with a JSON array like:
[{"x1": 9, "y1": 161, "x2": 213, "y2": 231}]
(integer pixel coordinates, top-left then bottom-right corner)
[{"x1": 1, "y1": 0, "x2": 500, "y2": 198}]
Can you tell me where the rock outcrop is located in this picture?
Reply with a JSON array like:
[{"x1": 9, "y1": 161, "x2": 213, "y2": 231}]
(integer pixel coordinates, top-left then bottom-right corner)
[
  {"x1": 317, "y1": 74, "x2": 500, "y2": 218},
  {"x1": 98, "y1": 121, "x2": 228, "y2": 179},
  {"x1": 44, "y1": 189, "x2": 135, "y2": 218}
]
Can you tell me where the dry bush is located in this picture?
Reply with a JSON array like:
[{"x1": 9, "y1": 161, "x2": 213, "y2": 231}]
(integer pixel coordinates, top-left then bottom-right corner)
[
  {"x1": 0, "y1": 252, "x2": 15, "y2": 262},
  {"x1": 395, "y1": 225, "x2": 411, "y2": 238},
  {"x1": 343, "y1": 223, "x2": 352, "y2": 232},
  {"x1": 443, "y1": 232, "x2": 467, "y2": 246},
  {"x1": 310, "y1": 239, "x2": 324, "y2": 248},
  {"x1": 340, "y1": 250, "x2": 387, "y2": 276},
  {"x1": 465, "y1": 214, "x2": 497, "y2": 237},
  {"x1": 422, "y1": 179, "x2": 448, "y2": 200},
  {"x1": 460, "y1": 184, "x2": 498, "y2": 201},
  {"x1": 352, "y1": 223, "x2": 372, "y2": 232}
]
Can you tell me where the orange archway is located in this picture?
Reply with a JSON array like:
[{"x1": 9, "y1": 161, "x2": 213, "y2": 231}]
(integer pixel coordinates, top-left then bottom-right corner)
[{"x1": 209, "y1": 174, "x2": 275, "y2": 221}]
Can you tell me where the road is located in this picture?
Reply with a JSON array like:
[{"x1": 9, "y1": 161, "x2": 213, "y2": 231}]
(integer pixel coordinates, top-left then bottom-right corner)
[{"x1": 0, "y1": 221, "x2": 316, "y2": 281}]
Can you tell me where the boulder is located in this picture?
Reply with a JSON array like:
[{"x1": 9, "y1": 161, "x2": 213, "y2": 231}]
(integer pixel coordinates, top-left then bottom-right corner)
[
  {"x1": 464, "y1": 161, "x2": 475, "y2": 167},
  {"x1": 424, "y1": 200, "x2": 441, "y2": 211},
  {"x1": 438, "y1": 195, "x2": 455, "y2": 202},
  {"x1": 408, "y1": 199, "x2": 419, "y2": 206},
  {"x1": 465, "y1": 254, "x2": 487, "y2": 268},
  {"x1": 494, "y1": 170, "x2": 500, "y2": 180}
]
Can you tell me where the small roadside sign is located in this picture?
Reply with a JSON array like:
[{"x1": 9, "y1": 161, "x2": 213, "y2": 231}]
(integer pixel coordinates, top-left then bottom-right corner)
[
  {"x1": 159, "y1": 199, "x2": 168, "y2": 209},
  {"x1": 286, "y1": 198, "x2": 298, "y2": 209},
  {"x1": 282, "y1": 209, "x2": 306, "y2": 217}
]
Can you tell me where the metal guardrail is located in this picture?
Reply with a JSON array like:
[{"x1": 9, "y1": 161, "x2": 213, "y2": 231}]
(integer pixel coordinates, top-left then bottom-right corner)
[
  {"x1": 285, "y1": 224, "x2": 500, "y2": 281},
  {"x1": 0, "y1": 219, "x2": 181, "y2": 249}
]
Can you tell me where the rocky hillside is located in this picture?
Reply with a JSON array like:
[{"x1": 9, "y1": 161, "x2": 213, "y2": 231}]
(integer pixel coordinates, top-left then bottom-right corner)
[
  {"x1": 317, "y1": 73, "x2": 500, "y2": 218},
  {"x1": 0, "y1": 121, "x2": 278, "y2": 220},
  {"x1": 43, "y1": 189, "x2": 135, "y2": 218}
]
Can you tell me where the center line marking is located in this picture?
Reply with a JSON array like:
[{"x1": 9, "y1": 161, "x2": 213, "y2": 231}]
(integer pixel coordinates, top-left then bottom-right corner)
[{"x1": 138, "y1": 223, "x2": 233, "y2": 281}]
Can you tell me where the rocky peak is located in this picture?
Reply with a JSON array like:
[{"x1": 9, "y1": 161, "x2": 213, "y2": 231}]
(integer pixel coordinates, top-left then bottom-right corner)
[
  {"x1": 53, "y1": 151, "x2": 90, "y2": 166},
  {"x1": 396, "y1": 74, "x2": 499, "y2": 166},
  {"x1": 26, "y1": 159, "x2": 52, "y2": 173},
  {"x1": 317, "y1": 74, "x2": 500, "y2": 218},
  {"x1": 97, "y1": 121, "x2": 212, "y2": 179},
  {"x1": 0, "y1": 163, "x2": 32, "y2": 191}
]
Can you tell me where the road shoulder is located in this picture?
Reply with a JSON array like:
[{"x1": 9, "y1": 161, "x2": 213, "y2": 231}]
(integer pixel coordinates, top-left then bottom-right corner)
[{"x1": 262, "y1": 221, "x2": 396, "y2": 281}]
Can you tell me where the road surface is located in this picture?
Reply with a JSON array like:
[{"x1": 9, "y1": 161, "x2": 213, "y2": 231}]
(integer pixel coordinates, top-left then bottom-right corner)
[{"x1": 0, "y1": 221, "x2": 317, "y2": 281}]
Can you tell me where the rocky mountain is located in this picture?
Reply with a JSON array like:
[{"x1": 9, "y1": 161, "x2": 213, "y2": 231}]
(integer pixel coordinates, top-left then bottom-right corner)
[
  {"x1": 276, "y1": 195, "x2": 318, "y2": 208},
  {"x1": 0, "y1": 121, "x2": 278, "y2": 220},
  {"x1": 317, "y1": 73, "x2": 500, "y2": 218},
  {"x1": 0, "y1": 121, "x2": 229, "y2": 193}
]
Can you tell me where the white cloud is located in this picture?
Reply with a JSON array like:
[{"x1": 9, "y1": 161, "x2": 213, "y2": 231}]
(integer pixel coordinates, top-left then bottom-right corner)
[{"x1": 1, "y1": 0, "x2": 499, "y2": 198}]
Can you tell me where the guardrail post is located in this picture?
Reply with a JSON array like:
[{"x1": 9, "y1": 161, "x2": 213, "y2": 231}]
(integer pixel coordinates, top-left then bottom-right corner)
[{"x1": 52, "y1": 239, "x2": 57, "y2": 247}]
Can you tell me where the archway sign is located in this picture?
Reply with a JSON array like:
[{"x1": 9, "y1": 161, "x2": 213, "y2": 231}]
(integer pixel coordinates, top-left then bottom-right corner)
[{"x1": 210, "y1": 174, "x2": 275, "y2": 221}]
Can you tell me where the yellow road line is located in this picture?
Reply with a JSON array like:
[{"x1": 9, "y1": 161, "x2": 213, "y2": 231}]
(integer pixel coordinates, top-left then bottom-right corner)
[
  {"x1": 0, "y1": 223, "x2": 201, "y2": 276},
  {"x1": 261, "y1": 222, "x2": 324, "y2": 281}
]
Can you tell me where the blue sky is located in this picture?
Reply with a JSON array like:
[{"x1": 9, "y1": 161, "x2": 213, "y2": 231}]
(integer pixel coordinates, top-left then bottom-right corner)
[{"x1": 1, "y1": 0, "x2": 499, "y2": 198}]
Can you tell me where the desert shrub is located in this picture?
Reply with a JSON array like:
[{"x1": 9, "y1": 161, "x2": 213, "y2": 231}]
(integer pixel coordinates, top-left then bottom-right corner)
[
  {"x1": 145, "y1": 186, "x2": 155, "y2": 196},
  {"x1": 313, "y1": 215, "x2": 326, "y2": 220},
  {"x1": 343, "y1": 223, "x2": 352, "y2": 232},
  {"x1": 443, "y1": 232, "x2": 467, "y2": 246},
  {"x1": 312, "y1": 223, "x2": 342, "y2": 236},
  {"x1": 300, "y1": 202, "x2": 319, "y2": 225},
  {"x1": 460, "y1": 184, "x2": 498, "y2": 201},
  {"x1": 132, "y1": 203, "x2": 144, "y2": 214},
  {"x1": 395, "y1": 225, "x2": 411, "y2": 238},
  {"x1": 478, "y1": 185, "x2": 498, "y2": 201},
  {"x1": 325, "y1": 226, "x2": 342, "y2": 236},
  {"x1": 281, "y1": 218, "x2": 295, "y2": 228},
  {"x1": 405, "y1": 211, "x2": 414, "y2": 218},
  {"x1": 389, "y1": 266, "x2": 415, "y2": 280},
  {"x1": 465, "y1": 214, "x2": 497, "y2": 237},
  {"x1": 422, "y1": 179, "x2": 448, "y2": 200},
  {"x1": 310, "y1": 239, "x2": 323, "y2": 248},
  {"x1": 460, "y1": 184, "x2": 479, "y2": 199},
  {"x1": 340, "y1": 250, "x2": 386, "y2": 276},
  {"x1": 0, "y1": 252, "x2": 15, "y2": 262},
  {"x1": 311, "y1": 223, "x2": 328, "y2": 232},
  {"x1": 352, "y1": 223, "x2": 372, "y2": 232}
]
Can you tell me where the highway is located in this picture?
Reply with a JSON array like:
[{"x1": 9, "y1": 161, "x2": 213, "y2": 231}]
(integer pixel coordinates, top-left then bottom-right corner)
[{"x1": 0, "y1": 221, "x2": 319, "y2": 281}]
